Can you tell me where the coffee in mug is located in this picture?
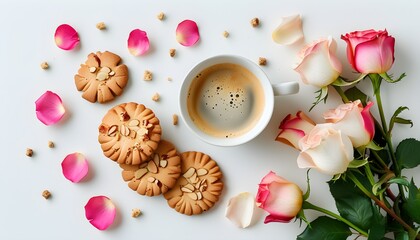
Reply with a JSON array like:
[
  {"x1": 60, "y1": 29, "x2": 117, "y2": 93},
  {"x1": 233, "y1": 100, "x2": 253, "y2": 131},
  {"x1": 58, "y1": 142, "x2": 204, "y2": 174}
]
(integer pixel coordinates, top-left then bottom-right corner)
[
  {"x1": 187, "y1": 63, "x2": 264, "y2": 138},
  {"x1": 179, "y1": 55, "x2": 299, "y2": 146}
]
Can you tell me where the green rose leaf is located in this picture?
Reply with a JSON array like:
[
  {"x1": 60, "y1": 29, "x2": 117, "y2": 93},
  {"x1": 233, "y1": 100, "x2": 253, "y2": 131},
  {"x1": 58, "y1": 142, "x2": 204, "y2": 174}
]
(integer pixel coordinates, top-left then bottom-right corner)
[
  {"x1": 402, "y1": 179, "x2": 420, "y2": 224},
  {"x1": 396, "y1": 138, "x2": 420, "y2": 169},
  {"x1": 344, "y1": 86, "x2": 368, "y2": 106},
  {"x1": 297, "y1": 216, "x2": 351, "y2": 240},
  {"x1": 388, "y1": 221, "x2": 408, "y2": 239},
  {"x1": 367, "y1": 206, "x2": 386, "y2": 240},
  {"x1": 395, "y1": 231, "x2": 409, "y2": 240},
  {"x1": 375, "y1": 149, "x2": 390, "y2": 165},
  {"x1": 329, "y1": 176, "x2": 373, "y2": 231}
]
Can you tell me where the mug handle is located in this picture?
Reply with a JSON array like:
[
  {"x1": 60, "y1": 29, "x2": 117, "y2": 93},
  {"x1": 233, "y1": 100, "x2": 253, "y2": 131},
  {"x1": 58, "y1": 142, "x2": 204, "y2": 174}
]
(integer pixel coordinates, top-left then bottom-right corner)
[{"x1": 272, "y1": 81, "x2": 299, "y2": 96}]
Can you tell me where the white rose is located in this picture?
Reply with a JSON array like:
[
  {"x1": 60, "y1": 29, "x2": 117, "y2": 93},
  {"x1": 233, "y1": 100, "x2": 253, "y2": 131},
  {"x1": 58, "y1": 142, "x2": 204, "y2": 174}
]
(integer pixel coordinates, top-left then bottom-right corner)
[
  {"x1": 294, "y1": 37, "x2": 342, "y2": 88},
  {"x1": 297, "y1": 124, "x2": 353, "y2": 175}
]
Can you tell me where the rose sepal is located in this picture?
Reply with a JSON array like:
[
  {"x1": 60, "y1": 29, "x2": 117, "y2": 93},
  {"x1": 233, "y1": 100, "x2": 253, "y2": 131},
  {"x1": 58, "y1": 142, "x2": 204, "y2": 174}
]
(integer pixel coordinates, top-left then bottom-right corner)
[
  {"x1": 310, "y1": 86, "x2": 329, "y2": 111},
  {"x1": 365, "y1": 141, "x2": 383, "y2": 151},
  {"x1": 348, "y1": 158, "x2": 369, "y2": 169},
  {"x1": 331, "y1": 74, "x2": 367, "y2": 87},
  {"x1": 379, "y1": 72, "x2": 406, "y2": 84}
]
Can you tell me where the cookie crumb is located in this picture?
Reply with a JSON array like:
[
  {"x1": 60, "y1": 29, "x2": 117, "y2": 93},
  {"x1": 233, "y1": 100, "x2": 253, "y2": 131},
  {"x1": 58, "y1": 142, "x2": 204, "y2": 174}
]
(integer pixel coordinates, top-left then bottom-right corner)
[
  {"x1": 172, "y1": 114, "x2": 178, "y2": 125},
  {"x1": 251, "y1": 17, "x2": 260, "y2": 27},
  {"x1": 144, "y1": 70, "x2": 153, "y2": 81},
  {"x1": 157, "y1": 12, "x2": 165, "y2": 21},
  {"x1": 42, "y1": 190, "x2": 51, "y2": 199},
  {"x1": 223, "y1": 31, "x2": 229, "y2": 38},
  {"x1": 48, "y1": 141, "x2": 55, "y2": 148},
  {"x1": 169, "y1": 48, "x2": 176, "y2": 57},
  {"x1": 258, "y1": 57, "x2": 267, "y2": 66},
  {"x1": 40, "y1": 62, "x2": 49, "y2": 70},
  {"x1": 26, "y1": 148, "x2": 33, "y2": 157},
  {"x1": 167, "y1": 77, "x2": 173, "y2": 81},
  {"x1": 152, "y1": 93, "x2": 160, "y2": 102},
  {"x1": 96, "y1": 22, "x2": 106, "y2": 30},
  {"x1": 132, "y1": 208, "x2": 142, "y2": 218}
]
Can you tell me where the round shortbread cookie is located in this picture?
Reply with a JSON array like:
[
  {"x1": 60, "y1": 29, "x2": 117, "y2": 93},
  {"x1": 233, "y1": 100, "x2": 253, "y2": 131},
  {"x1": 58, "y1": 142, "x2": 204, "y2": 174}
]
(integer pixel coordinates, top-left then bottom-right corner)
[
  {"x1": 164, "y1": 151, "x2": 224, "y2": 215},
  {"x1": 98, "y1": 102, "x2": 162, "y2": 165},
  {"x1": 75, "y1": 51, "x2": 128, "y2": 103},
  {"x1": 120, "y1": 140, "x2": 181, "y2": 197}
]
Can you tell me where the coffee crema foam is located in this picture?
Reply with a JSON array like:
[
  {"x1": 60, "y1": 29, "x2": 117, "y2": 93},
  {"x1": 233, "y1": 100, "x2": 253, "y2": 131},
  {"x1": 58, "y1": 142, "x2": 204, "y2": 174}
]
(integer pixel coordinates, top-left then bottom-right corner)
[{"x1": 187, "y1": 63, "x2": 265, "y2": 138}]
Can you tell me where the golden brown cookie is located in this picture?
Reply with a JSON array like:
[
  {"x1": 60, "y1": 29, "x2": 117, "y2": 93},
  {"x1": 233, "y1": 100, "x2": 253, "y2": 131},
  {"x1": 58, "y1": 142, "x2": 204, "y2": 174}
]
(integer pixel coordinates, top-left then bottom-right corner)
[
  {"x1": 98, "y1": 102, "x2": 162, "y2": 165},
  {"x1": 164, "y1": 151, "x2": 224, "y2": 215},
  {"x1": 120, "y1": 140, "x2": 181, "y2": 196},
  {"x1": 75, "y1": 51, "x2": 128, "y2": 103}
]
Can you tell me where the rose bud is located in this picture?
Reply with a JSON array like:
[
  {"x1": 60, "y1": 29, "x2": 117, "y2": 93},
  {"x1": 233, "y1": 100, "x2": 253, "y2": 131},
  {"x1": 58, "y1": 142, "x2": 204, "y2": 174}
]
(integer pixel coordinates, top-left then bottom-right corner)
[
  {"x1": 294, "y1": 37, "x2": 342, "y2": 88},
  {"x1": 341, "y1": 29, "x2": 395, "y2": 74},
  {"x1": 323, "y1": 100, "x2": 375, "y2": 148},
  {"x1": 298, "y1": 124, "x2": 354, "y2": 175},
  {"x1": 276, "y1": 111, "x2": 316, "y2": 150},
  {"x1": 256, "y1": 171, "x2": 303, "y2": 224}
]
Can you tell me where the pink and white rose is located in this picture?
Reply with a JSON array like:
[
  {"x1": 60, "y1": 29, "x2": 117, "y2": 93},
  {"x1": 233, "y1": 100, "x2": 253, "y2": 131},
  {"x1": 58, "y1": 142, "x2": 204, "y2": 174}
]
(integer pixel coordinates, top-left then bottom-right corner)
[
  {"x1": 256, "y1": 171, "x2": 303, "y2": 223},
  {"x1": 341, "y1": 29, "x2": 395, "y2": 74},
  {"x1": 294, "y1": 37, "x2": 342, "y2": 88},
  {"x1": 323, "y1": 100, "x2": 375, "y2": 147},
  {"x1": 298, "y1": 124, "x2": 354, "y2": 175},
  {"x1": 276, "y1": 111, "x2": 316, "y2": 150}
]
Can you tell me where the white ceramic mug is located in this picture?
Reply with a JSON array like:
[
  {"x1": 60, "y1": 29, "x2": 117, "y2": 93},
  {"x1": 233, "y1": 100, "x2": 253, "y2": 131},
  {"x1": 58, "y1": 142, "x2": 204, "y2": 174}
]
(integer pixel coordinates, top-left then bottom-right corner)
[{"x1": 179, "y1": 55, "x2": 299, "y2": 146}]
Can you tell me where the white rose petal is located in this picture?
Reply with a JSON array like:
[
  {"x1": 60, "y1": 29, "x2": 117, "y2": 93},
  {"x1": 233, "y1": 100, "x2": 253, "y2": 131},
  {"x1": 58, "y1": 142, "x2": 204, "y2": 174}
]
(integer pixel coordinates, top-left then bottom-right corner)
[
  {"x1": 298, "y1": 124, "x2": 354, "y2": 175},
  {"x1": 225, "y1": 192, "x2": 255, "y2": 228},
  {"x1": 294, "y1": 37, "x2": 342, "y2": 88},
  {"x1": 272, "y1": 14, "x2": 304, "y2": 45}
]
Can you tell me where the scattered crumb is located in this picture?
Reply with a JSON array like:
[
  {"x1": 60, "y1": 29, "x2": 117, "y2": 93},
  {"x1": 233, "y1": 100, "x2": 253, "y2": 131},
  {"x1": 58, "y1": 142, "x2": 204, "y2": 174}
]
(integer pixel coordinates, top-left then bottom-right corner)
[
  {"x1": 144, "y1": 70, "x2": 153, "y2": 81},
  {"x1": 258, "y1": 57, "x2": 267, "y2": 66},
  {"x1": 40, "y1": 62, "x2": 49, "y2": 70},
  {"x1": 26, "y1": 148, "x2": 33, "y2": 157},
  {"x1": 251, "y1": 17, "x2": 260, "y2": 27},
  {"x1": 157, "y1": 12, "x2": 165, "y2": 21},
  {"x1": 223, "y1": 31, "x2": 229, "y2": 38},
  {"x1": 169, "y1": 48, "x2": 176, "y2": 57},
  {"x1": 172, "y1": 114, "x2": 178, "y2": 125},
  {"x1": 167, "y1": 77, "x2": 173, "y2": 81},
  {"x1": 48, "y1": 141, "x2": 55, "y2": 148},
  {"x1": 42, "y1": 190, "x2": 51, "y2": 199},
  {"x1": 132, "y1": 208, "x2": 142, "y2": 218},
  {"x1": 152, "y1": 93, "x2": 160, "y2": 102},
  {"x1": 96, "y1": 22, "x2": 106, "y2": 30}
]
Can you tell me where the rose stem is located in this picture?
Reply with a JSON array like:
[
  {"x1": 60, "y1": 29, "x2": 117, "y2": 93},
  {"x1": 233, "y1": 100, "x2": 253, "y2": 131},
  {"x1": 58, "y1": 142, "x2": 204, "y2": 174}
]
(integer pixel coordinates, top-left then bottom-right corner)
[
  {"x1": 302, "y1": 201, "x2": 368, "y2": 237},
  {"x1": 332, "y1": 85, "x2": 350, "y2": 103},
  {"x1": 368, "y1": 74, "x2": 405, "y2": 200},
  {"x1": 347, "y1": 171, "x2": 417, "y2": 237}
]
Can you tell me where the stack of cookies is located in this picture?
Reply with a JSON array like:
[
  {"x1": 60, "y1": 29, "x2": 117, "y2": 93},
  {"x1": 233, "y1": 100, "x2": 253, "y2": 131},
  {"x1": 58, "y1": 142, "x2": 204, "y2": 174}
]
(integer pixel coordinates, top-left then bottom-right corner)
[{"x1": 97, "y1": 102, "x2": 224, "y2": 215}]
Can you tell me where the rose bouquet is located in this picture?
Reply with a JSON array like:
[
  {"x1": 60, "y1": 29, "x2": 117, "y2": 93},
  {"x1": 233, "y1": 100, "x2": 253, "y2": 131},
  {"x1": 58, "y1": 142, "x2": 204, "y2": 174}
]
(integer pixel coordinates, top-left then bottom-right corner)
[{"x1": 257, "y1": 29, "x2": 420, "y2": 239}]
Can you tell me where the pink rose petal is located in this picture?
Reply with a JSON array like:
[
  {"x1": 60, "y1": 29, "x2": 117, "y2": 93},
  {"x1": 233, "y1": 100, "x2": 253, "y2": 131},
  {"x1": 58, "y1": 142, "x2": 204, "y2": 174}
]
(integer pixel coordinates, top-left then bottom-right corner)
[
  {"x1": 35, "y1": 91, "x2": 66, "y2": 125},
  {"x1": 361, "y1": 101, "x2": 375, "y2": 140},
  {"x1": 61, "y1": 152, "x2": 89, "y2": 183},
  {"x1": 85, "y1": 196, "x2": 116, "y2": 230},
  {"x1": 176, "y1": 20, "x2": 200, "y2": 46},
  {"x1": 54, "y1": 24, "x2": 80, "y2": 50},
  {"x1": 127, "y1": 29, "x2": 150, "y2": 56}
]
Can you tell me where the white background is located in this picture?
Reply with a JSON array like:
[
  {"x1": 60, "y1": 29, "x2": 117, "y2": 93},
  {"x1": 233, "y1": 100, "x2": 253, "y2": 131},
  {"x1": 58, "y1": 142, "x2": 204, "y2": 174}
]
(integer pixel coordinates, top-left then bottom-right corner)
[{"x1": 1, "y1": 0, "x2": 419, "y2": 239}]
